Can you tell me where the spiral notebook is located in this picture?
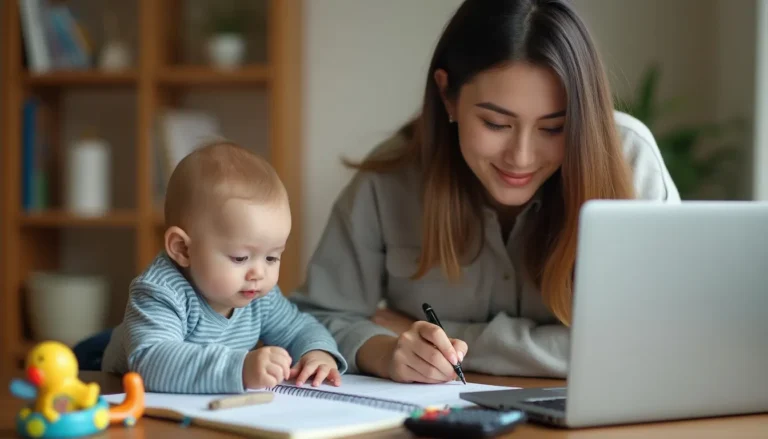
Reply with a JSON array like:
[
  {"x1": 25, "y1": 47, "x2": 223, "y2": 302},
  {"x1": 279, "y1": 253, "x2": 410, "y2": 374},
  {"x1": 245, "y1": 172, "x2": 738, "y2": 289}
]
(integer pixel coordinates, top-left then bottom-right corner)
[{"x1": 103, "y1": 374, "x2": 518, "y2": 439}]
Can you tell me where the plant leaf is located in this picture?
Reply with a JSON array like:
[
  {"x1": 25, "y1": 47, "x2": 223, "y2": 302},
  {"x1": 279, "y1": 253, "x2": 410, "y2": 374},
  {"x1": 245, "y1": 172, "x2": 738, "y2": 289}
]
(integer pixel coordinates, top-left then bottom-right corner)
[
  {"x1": 660, "y1": 149, "x2": 699, "y2": 198},
  {"x1": 656, "y1": 128, "x2": 701, "y2": 157},
  {"x1": 654, "y1": 95, "x2": 689, "y2": 122}
]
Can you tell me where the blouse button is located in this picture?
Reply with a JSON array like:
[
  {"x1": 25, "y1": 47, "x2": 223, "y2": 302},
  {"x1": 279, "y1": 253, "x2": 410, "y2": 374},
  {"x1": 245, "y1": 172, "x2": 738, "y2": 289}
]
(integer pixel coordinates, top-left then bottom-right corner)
[{"x1": 503, "y1": 273, "x2": 511, "y2": 281}]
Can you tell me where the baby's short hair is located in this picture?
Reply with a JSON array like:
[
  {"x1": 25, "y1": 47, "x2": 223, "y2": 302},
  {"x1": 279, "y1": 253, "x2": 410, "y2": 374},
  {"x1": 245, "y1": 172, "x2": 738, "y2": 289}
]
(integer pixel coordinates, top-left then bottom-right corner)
[{"x1": 164, "y1": 139, "x2": 286, "y2": 230}]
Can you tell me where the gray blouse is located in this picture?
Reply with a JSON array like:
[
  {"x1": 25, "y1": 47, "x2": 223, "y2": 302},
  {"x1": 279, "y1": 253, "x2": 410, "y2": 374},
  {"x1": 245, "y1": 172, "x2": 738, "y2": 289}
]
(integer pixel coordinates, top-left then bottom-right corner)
[{"x1": 290, "y1": 111, "x2": 681, "y2": 378}]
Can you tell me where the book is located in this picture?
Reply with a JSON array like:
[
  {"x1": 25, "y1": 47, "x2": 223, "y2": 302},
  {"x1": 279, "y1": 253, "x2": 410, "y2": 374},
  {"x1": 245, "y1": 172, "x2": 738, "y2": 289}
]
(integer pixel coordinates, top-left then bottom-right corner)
[
  {"x1": 103, "y1": 374, "x2": 518, "y2": 439},
  {"x1": 18, "y1": 0, "x2": 51, "y2": 73}
]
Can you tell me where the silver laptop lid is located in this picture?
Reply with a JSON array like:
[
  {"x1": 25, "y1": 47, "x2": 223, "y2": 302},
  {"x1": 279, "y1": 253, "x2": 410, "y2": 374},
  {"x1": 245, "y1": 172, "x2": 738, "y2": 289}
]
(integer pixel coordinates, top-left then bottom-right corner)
[{"x1": 566, "y1": 200, "x2": 768, "y2": 428}]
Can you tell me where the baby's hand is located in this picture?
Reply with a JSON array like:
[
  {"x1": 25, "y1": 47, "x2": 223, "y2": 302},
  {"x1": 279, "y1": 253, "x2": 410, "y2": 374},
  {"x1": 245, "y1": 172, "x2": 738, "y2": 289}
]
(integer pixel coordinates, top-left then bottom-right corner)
[
  {"x1": 243, "y1": 346, "x2": 292, "y2": 389},
  {"x1": 289, "y1": 350, "x2": 341, "y2": 387}
]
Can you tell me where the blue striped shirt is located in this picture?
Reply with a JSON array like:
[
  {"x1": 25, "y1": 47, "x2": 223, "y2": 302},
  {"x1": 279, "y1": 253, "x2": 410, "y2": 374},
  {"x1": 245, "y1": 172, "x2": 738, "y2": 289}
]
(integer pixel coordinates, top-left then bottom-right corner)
[{"x1": 102, "y1": 252, "x2": 347, "y2": 393}]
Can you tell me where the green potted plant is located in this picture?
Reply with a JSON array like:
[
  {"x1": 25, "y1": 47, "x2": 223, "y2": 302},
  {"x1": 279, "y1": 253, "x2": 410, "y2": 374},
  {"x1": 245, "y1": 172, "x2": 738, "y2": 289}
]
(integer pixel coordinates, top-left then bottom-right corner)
[
  {"x1": 614, "y1": 64, "x2": 746, "y2": 199},
  {"x1": 206, "y1": 4, "x2": 248, "y2": 69}
]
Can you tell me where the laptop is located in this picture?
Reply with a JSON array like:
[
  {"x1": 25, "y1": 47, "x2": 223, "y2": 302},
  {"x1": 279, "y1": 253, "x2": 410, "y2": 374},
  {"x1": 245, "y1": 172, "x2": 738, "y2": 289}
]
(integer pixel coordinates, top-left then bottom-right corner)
[{"x1": 460, "y1": 200, "x2": 768, "y2": 428}]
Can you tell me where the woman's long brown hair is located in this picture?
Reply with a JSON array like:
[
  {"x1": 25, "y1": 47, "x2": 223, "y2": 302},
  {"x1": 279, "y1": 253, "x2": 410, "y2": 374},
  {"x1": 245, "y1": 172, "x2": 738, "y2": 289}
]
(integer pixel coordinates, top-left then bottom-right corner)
[{"x1": 344, "y1": 0, "x2": 634, "y2": 326}]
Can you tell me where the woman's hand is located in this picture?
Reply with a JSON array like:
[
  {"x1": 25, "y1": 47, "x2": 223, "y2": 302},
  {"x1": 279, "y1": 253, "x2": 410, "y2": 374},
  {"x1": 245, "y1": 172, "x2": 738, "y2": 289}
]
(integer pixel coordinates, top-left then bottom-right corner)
[
  {"x1": 372, "y1": 308, "x2": 417, "y2": 335},
  {"x1": 386, "y1": 321, "x2": 468, "y2": 384}
]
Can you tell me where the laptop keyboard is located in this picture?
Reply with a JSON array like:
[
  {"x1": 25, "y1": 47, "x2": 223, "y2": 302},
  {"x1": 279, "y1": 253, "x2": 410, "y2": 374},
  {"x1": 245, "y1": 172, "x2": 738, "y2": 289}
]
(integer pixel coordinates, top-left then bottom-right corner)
[{"x1": 525, "y1": 397, "x2": 566, "y2": 411}]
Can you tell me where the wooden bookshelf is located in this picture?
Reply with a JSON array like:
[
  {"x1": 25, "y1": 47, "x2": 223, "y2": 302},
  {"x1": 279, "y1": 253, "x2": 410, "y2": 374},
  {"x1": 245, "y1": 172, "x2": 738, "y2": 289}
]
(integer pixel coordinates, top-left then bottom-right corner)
[
  {"x1": 158, "y1": 65, "x2": 271, "y2": 85},
  {"x1": 0, "y1": 0, "x2": 304, "y2": 375},
  {"x1": 14, "y1": 341, "x2": 36, "y2": 363},
  {"x1": 19, "y1": 210, "x2": 138, "y2": 228},
  {"x1": 24, "y1": 70, "x2": 139, "y2": 86}
]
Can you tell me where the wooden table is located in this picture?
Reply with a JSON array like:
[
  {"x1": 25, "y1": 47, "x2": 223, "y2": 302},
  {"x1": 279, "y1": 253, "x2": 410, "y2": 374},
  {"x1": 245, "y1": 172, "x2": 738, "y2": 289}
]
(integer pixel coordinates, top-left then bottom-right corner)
[{"x1": 1, "y1": 371, "x2": 766, "y2": 438}]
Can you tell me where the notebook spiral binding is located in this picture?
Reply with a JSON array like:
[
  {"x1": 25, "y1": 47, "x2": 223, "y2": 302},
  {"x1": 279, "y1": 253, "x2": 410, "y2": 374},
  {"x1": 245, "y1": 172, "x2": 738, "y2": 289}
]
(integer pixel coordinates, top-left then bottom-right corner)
[{"x1": 269, "y1": 385, "x2": 422, "y2": 414}]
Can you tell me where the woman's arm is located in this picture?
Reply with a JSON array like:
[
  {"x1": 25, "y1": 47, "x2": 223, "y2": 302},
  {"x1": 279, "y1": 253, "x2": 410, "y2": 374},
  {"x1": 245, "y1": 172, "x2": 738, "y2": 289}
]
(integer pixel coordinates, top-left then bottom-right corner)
[{"x1": 439, "y1": 316, "x2": 569, "y2": 377}]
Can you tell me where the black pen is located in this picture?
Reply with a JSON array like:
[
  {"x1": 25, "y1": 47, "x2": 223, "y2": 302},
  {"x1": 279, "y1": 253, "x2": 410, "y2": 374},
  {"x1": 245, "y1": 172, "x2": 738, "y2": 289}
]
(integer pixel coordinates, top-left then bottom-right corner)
[{"x1": 422, "y1": 302, "x2": 467, "y2": 384}]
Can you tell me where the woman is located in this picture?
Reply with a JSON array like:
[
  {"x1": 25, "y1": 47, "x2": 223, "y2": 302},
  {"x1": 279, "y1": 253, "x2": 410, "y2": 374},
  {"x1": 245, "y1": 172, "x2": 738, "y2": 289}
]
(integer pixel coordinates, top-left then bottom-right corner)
[{"x1": 290, "y1": 0, "x2": 680, "y2": 383}]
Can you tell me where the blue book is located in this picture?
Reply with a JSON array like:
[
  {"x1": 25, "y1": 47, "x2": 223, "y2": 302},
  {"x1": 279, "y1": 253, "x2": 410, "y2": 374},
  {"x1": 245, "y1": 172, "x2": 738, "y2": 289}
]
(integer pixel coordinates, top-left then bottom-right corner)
[{"x1": 21, "y1": 98, "x2": 38, "y2": 211}]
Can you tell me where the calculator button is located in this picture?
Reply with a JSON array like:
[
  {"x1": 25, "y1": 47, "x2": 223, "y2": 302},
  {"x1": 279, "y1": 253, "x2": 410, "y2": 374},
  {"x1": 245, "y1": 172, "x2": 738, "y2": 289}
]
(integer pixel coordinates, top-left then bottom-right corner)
[{"x1": 497, "y1": 411, "x2": 525, "y2": 424}]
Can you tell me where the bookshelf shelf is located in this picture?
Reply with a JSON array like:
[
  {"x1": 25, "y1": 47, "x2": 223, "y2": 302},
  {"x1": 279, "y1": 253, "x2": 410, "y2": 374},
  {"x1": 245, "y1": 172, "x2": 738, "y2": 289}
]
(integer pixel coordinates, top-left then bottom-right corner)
[
  {"x1": 158, "y1": 65, "x2": 271, "y2": 86},
  {"x1": 1, "y1": 0, "x2": 304, "y2": 375},
  {"x1": 24, "y1": 70, "x2": 139, "y2": 87},
  {"x1": 19, "y1": 210, "x2": 138, "y2": 228}
]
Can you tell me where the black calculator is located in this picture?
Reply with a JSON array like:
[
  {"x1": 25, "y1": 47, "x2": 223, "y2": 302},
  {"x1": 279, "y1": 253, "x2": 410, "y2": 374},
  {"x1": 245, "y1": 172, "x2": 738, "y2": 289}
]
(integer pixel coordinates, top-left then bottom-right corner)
[{"x1": 403, "y1": 406, "x2": 526, "y2": 438}]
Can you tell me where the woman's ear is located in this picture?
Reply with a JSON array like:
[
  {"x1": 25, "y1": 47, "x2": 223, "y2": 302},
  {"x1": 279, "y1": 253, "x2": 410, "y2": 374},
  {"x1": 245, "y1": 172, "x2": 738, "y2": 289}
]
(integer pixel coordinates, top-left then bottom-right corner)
[
  {"x1": 433, "y1": 68, "x2": 457, "y2": 122},
  {"x1": 165, "y1": 226, "x2": 192, "y2": 267}
]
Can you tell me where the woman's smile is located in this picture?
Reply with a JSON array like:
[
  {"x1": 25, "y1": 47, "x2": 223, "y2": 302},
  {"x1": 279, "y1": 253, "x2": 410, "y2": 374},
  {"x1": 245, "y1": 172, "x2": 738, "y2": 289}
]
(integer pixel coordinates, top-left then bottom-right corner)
[{"x1": 493, "y1": 165, "x2": 536, "y2": 188}]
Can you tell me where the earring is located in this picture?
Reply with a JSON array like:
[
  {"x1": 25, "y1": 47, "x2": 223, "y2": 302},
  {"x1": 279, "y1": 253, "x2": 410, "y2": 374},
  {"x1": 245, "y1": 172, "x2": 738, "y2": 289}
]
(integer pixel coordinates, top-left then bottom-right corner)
[{"x1": 448, "y1": 115, "x2": 455, "y2": 123}]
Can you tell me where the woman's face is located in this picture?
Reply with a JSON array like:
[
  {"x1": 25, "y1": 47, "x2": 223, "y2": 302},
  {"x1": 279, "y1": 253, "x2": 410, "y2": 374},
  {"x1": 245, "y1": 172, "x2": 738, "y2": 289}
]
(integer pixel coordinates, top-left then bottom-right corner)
[{"x1": 437, "y1": 62, "x2": 567, "y2": 208}]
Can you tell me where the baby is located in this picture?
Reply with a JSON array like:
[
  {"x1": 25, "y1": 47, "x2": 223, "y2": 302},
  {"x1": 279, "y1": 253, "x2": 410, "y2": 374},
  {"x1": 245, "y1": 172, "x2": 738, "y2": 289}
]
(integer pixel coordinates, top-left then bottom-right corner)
[{"x1": 102, "y1": 140, "x2": 346, "y2": 393}]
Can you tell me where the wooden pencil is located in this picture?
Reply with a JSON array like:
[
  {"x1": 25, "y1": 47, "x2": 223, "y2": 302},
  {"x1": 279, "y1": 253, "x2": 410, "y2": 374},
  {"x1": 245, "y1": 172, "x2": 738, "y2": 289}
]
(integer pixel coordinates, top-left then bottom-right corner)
[{"x1": 208, "y1": 391, "x2": 275, "y2": 410}]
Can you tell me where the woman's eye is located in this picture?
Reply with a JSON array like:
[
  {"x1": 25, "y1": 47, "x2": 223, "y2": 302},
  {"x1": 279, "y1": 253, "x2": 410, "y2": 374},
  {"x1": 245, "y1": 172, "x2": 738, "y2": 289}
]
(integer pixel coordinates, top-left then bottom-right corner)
[
  {"x1": 230, "y1": 256, "x2": 249, "y2": 263},
  {"x1": 541, "y1": 126, "x2": 564, "y2": 135},
  {"x1": 482, "y1": 120, "x2": 507, "y2": 131}
]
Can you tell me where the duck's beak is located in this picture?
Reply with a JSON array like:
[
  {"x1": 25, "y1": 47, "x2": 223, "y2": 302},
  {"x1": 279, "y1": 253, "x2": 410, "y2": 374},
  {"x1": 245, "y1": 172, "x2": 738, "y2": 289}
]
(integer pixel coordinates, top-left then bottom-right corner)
[{"x1": 26, "y1": 366, "x2": 44, "y2": 387}]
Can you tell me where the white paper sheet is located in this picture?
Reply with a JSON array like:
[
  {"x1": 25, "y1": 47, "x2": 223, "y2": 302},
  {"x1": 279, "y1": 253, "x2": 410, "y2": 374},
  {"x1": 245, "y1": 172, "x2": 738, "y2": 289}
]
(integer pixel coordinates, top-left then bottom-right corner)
[{"x1": 103, "y1": 374, "x2": 518, "y2": 438}]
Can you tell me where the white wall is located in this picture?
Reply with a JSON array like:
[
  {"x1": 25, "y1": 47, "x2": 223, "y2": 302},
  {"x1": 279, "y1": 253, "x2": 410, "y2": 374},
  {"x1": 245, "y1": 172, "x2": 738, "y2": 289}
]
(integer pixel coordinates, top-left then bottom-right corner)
[
  {"x1": 716, "y1": 0, "x2": 758, "y2": 198},
  {"x1": 754, "y1": 0, "x2": 768, "y2": 200},
  {"x1": 301, "y1": 0, "x2": 464, "y2": 264}
]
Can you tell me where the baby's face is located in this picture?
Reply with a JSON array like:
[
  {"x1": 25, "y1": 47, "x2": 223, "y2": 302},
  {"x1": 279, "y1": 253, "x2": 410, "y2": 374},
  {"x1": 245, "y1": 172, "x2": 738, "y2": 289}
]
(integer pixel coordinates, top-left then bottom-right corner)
[{"x1": 186, "y1": 197, "x2": 292, "y2": 316}]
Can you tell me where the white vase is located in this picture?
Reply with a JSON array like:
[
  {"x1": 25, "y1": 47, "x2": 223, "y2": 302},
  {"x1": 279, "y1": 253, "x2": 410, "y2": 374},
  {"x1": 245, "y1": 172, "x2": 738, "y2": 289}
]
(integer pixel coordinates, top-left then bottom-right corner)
[
  {"x1": 99, "y1": 40, "x2": 132, "y2": 71},
  {"x1": 65, "y1": 136, "x2": 111, "y2": 216},
  {"x1": 26, "y1": 272, "x2": 109, "y2": 347},
  {"x1": 207, "y1": 34, "x2": 246, "y2": 69}
]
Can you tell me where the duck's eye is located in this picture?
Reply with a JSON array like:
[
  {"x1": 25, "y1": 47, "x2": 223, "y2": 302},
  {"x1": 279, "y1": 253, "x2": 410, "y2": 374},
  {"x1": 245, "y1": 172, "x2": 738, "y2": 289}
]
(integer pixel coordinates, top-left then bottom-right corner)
[{"x1": 37, "y1": 355, "x2": 44, "y2": 363}]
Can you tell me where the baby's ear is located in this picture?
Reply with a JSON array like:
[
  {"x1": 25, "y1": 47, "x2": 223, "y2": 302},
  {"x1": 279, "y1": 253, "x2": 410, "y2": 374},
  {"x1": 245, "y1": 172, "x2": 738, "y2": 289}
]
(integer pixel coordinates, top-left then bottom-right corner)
[{"x1": 165, "y1": 226, "x2": 191, "y2": 267}]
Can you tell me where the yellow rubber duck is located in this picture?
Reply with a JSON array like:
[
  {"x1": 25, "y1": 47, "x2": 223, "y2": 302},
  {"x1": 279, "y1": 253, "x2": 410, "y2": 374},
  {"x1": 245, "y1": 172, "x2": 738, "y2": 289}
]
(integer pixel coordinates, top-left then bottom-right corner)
[{"x1": 25, "y1": 341, "x2": 100, "y2": 423}]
